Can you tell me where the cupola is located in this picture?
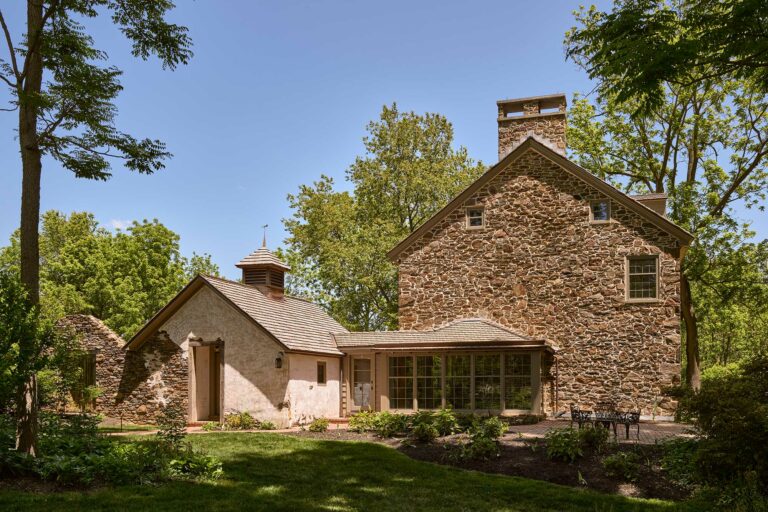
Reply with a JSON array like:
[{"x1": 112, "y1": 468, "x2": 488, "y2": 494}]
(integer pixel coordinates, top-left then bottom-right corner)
[{"x1": 236, "y1": 241, "x2": 290, "y2": 298}]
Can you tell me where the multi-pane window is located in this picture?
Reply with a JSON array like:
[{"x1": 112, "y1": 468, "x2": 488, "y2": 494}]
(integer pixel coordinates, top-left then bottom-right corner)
[
  {"x1": 388, "y1": 356, "x2": 413, "y2": 409},
  {"x1": 466, "y1": 208, "x2": 484, "y2": 228},
  {"x1": 590, "y1": 199, "x2": 611, "y2": 222},
  {"x1": 505, "y1": 354, "x2": 532, "y2": 409},
  {"x1": 444, "y1": 355, "x2": 471, "y2": 409},
  {"x1": 416, "y1": 356, "x2": 442, "y2": 409},
  {"x1": 628, "y1": 256, "x2": 658, "y2": 299},
  {"x1": 474, "y1": 355, "x2": 501, "y2": 410}
]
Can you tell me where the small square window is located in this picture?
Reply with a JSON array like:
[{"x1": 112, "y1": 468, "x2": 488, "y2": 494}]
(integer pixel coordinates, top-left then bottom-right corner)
[
  {"x1": 627, "y1": 256, "x2": 658, "y2": 301},
  {"x1": 317, "y1": 361, "x2": 327, "y2": 385},
  {"x1": 466, "y1": 208, "x2": 484, "y2": 228},
  {"x1": 590, "y1": 199, "x2": 611, "y2": 222}
]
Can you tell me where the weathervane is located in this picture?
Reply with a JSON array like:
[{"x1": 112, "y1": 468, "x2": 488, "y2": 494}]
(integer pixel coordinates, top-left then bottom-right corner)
[{"x1": 261, "y1": 224, "x2": 268, "y2": 249}]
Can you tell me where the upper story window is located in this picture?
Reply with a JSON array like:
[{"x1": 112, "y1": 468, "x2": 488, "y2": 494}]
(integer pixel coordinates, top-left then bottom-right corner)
[
  {"x1": 627, "y1": 256, "x2": 658, "y2": 301},
  {"x1": 466, "y1": 207, "x2": 485, "y2": 229},
  {"x1": 590, "y1": 199, "x2": 611, "y2": 223}
]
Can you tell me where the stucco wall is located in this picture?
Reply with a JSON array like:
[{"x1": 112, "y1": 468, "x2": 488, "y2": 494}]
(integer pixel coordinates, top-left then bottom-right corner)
[
  {"x1": 287, "y1": 354, "x2": 341, "y2": 424},
  {"x1": 160, "y1": 286, "x2": 293, "y2": 426},
  {"x1": 396, "y1": 149, "x2": 682, "y2": 417}
]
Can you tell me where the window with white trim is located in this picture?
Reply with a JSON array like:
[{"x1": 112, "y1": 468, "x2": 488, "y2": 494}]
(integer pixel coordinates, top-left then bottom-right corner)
[
  {"x1": 466, "y1": 208, "x2": 484, "y2": 228},
  {"x1": 590, "y1": 199, "x2": 611, "y2": 222},
  {"x1": 628, "y1": 256, "x2": 658, "y2": 300}
]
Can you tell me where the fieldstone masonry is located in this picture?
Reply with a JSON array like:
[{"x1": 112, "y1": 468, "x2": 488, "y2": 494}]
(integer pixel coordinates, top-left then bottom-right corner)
[
  {"x1": 395, "y1": 149, "x2": 682, "y2": 417},
  {"x1": 56, "y1": 315, "x2": 187, "y2": 424},
  {"x1": 498, "y1": 95, "x2": 567, "y2": 158}
]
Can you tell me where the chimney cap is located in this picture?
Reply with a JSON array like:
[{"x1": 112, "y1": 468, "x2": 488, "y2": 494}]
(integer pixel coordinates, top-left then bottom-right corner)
[{"x1": 497, "y1": 93, "x2": 567, "y2": 114}]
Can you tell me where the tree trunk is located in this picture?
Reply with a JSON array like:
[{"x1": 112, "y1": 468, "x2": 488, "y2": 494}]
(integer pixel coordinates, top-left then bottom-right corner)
[
  {"x1": 15, "y1": 0, "x2": 45, "y2": 456},
  {"x1": 680, "y1": 272, "x2": 701, "y2": 390}
]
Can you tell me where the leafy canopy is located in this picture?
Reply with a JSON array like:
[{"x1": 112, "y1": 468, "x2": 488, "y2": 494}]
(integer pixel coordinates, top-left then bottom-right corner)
[
  {"x1": 0, "y1": 1, "x2": 193, "y2": 179},
  {"x1": 282, "y1": 104, "x2": 485, "y2": 331},
  {"x1": 565, "y1": 0, "x2": 768, "y2": 114},
  {"x1": 0, "y1": 210, "x2": 219, "y2": 338}
]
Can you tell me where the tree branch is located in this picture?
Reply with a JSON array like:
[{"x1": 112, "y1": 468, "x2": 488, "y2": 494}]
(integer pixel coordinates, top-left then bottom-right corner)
[{"x1": 0, "y1": 8, "x2": 20, "y2": 80}]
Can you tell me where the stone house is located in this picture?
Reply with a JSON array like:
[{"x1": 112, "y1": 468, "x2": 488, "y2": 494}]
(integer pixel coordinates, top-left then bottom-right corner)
[{"x1": 66, "y1": 93, "x2": 692, "y2": 425}]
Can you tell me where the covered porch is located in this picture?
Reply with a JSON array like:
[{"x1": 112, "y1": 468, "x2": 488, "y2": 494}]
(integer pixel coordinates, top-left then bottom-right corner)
[{"x1": 332, "y1": 319, "x2": 556, "y2": 417}]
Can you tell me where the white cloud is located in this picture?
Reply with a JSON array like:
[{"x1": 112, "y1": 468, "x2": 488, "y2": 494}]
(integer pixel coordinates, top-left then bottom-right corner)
[{"x1": 110, "y1": 219, "x2": 131, "y2": 230}]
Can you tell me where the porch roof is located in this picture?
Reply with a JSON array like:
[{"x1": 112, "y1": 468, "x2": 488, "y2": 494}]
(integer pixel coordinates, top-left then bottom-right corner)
[{"x1": 333, "y1": 318, "x2": 554, "y2": 351}]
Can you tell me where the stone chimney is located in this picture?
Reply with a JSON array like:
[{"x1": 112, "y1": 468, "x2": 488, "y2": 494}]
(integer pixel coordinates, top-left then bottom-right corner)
[
  {"x1": 497, "y1": 93, "x2": 567, "y2": 160},
  {"x1": 631, "y1": 193, "x2": 668, "y2": 217},
  {"x1": 235, "y1": 244, "x2": 290, "y2": 299}
]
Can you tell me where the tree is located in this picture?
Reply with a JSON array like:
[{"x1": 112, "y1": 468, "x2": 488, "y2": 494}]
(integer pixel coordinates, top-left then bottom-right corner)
[
  {"x1": 564, "y1": 0, "x2": 768, "y2": 114},
  {"x1": 0, "y1": 1, "x2": 192, "y2": 453},
  {"x1": 283, "y1": 104, "x2": 485, "y2": 331},
  {"x1": 0, "y1": 210, "x2": 220, "y2": 339},
  {"x1": 566, "y1": 78, "x2": 768, "y2": 388}
]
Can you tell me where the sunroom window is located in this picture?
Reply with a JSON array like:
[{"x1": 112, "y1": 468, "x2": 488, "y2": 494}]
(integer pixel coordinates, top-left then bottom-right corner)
[
  {"x1": 444, "y1": 355, "x2": 471, "y2": 409},
  {"x1": 416, "y1": 356, "x2": 442, "y2": 409},
  {"x1": 388, "y1": 356, "x2": 413, "y2": 409},
  {"x1": 474, "y1": 355, "x2": 501, "y2": 410},
  {"x1": 505, "y1": 354, "x2": 532, "y2": 409}
]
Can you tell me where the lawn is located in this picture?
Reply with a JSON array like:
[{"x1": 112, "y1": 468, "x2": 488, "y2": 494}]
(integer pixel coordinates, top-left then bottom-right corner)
[{"x1": 0, "y1": 433, "x2": 703, "y2": 511}]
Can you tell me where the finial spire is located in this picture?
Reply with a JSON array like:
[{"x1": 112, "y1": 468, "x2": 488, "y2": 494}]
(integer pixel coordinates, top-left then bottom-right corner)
[{"x1": 261, "y1": 224, "x2": 268, "y2": 249}]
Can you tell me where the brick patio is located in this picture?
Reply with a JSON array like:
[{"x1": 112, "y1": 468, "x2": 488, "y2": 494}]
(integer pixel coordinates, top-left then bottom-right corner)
[{"x1": 505, "y1": 419, "x2": 692, "y2": 445}]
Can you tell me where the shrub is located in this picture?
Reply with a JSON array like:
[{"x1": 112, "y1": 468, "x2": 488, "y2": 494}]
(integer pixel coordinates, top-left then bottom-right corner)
[
  {"x1": 677, "y1": 353, "x2": 768, "y2": 494},
  {"x1": 201, "y1": 422, "x2": 220, "y2": 432},
  {"x1": 373, "y1": 411, "x2": 410, "y2": 437},
  {"x1": 456, "y1": 412, "x2": 481, "y2": 433},
  {"x1": 462, "y1": 435, "x2": 499, "y2": 460},
  {"x1": 168, "y1": 446, "x2": 223, "y2": 480},
  {"x1": 222, "y1": 411, "x2": 257, "y2": 431},
  {"x1": 348, "y1": 411, "x2": 377, "y2": 433},
  {"x1": 156, "y1": 404, "x2": 187, "y2": 449},
  {"x1": 506, "y1": 414, "x2": 543, "y2": 426},
  {"x1": 259, "y1": 420, "x2": 277, "y2": 431},
  {"x1": 411, "y1": 411, "x2": 439, "y2": 443},
  {"x1": 579, "y1": 424, "x2": 610, "y2": 453},
  {"x1": 660, "y1": 438, "x2": 699, "y2": 489},
  {"x1": 544, "y1": 427, "x2": 583, "y2": 462},
  {"x1": 602, "y1": 451, "x2": 641, "y2": 482},
  {"x1": 475, "y1": 416, "x2": 506, "y2": 439},
  {"x1": 432, "y1": 408, "x2": 459, "y2": 436},
  {"x1": 308, "y1": 418, "x2": 330, "y2": 432}
]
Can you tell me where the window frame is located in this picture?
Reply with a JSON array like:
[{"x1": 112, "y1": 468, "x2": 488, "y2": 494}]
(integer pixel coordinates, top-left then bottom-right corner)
[
  {"x1": 465, "y1": 206, "x2": 485, "y2": 229},
  {"x1": 589, "y1": 199, "x2": 611, "y2": 223},
  {"x1": 316, "y1": 361, "x2": 327, "y2": 385},
  {"x1": 625, "y1": 254, "x2": 660, "y2": 303}
]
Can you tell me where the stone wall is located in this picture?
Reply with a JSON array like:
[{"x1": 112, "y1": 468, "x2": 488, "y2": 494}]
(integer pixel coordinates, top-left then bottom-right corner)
[
  {"x1": 56, "y1": 315, "x2": 188, "y2": 424},
  {"x1": 498, "y1": 98, "x2": 567, "y2": 159},
  {"x1": 395, "y1": 149, "x2": 682, "y2": 417}
]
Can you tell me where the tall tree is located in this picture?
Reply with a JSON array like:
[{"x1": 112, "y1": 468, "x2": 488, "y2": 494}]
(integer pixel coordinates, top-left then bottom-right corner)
[
  {"x1": 0, "y1": 1, "x2": 192, "y2": 454},
  {"x1": 283, "y1": 104, "x2": 485, "y2": 331},
  {"x1": 0, "y1": 210, "x2": 220, "y2": 339},
  {"x1": 565, "y1": 78, "x2": 768, "y2": 388},
  {"x1": 564, "y1": 0, "x2": 768, "y2": 114}
]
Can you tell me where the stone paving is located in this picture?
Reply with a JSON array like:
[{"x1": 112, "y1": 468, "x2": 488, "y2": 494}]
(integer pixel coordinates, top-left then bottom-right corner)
[{"x1": 505, "y1": 419, "x2": 692, "y2": 445}]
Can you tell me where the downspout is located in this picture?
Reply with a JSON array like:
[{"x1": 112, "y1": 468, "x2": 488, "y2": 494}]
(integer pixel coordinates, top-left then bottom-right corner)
[{"x1": 554, "y1": 356, "x2": 559, "y2": 417}]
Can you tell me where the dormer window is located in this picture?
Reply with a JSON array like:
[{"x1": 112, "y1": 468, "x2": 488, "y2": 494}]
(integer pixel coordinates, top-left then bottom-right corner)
[
  {"x1": 466, "y1": 207, "x2": 485, "y2": 229},
  {"x1": 590, "y1": 199, "x2": 611, "y2": 223}
]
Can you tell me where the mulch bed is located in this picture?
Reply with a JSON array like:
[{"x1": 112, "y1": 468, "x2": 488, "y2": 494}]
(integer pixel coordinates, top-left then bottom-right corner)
[{"x1": 286, "y1": 430, "x2": 690, "y2": 501}]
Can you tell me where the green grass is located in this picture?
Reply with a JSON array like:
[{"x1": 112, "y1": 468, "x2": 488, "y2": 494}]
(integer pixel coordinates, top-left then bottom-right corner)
[
  {"x1": 0, "y1": 433, "x2": 704, "y2": 511},
  {"x1": 97, "y1": 424, "x2": 155, "y2": 434}
]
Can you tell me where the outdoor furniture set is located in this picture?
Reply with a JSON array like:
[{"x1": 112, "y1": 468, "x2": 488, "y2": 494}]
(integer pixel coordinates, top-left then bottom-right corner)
[{"x1": 569, "y1": 402, "x2": 641, "y2": 440}]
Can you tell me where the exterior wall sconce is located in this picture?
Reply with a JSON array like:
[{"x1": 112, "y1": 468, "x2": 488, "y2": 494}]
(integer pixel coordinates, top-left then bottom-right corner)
[{"x1": 275, "y1": 351, "x2": 284, "y2": 369}]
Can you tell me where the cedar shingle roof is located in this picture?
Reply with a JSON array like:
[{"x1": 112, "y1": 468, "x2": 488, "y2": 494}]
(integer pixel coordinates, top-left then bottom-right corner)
[
  {"x1": 202, "y1": 276, "x2": 346, "y2": 355},
  {"x1": 236, "y1": 247, "x2": 291, "y2": 271},
  {"x1": 126, "y1": 275, "x2": 346, "y2": 355},
  {"x1": 333, "y1": 318, "x2": 552, "y2": 350}
]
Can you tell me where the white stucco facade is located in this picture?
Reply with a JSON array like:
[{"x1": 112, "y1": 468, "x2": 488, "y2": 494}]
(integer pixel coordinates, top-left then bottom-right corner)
[{"x1": 287, "y1": 354, "x2": 341, "y2": 424}]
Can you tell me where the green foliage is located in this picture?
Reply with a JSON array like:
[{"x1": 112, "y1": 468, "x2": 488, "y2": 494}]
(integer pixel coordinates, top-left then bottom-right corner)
[
  {"x1": 544, "y1": 427, "x2": 584, "y2": 463},
  {"x1": 222, "y1": 411, "x2": 257, "y2": 431},
  {"x1": 201, "y1": 422, "x2": 219, "y2": 432},
  {"x1": 579, "y1": 425, "x2": 610, "y2": 453},
  {"x1": 372, "y1": 411, "x2": 410, "y2": 438},
  {"x1": 283, "y1": 104, "x2": 484, "y2": 330},
  {"x1": 679, "y1": 354, "x2": 768, "y2": 490},
  {"x1": 167, "y1": 446, "x2": 223, "y2": 481},
  {"x1": 602, "y1": 451, "x2": 641, "y2": 482},
  {"x1": 308, "y1": 418, "x2": 330, "y2": 433},
  {"x1": 348, "y1": 411, "x2": 377, "y2": 433},
  {"x1": 155, "y1": 404, "x2": 187, "y2": 449},
  {"x1": 473, "y1": 416, "x2": 506, "y2": 439},
  {"x1": 454, "y1": 417, "x2": 508, "y2": 460},
  {"x1": 0, "y1": 211, "x2": 220, "y2": 339},
  {"x1": 258, "y1": 421, "x2": 277, "y2": 431},
  {"x1": 660, "y1": 438, "x2": 699, "y2": 489},
  {"x1": 410, "y1": 411, "x2": 439, "y2": 442},
  {"x1": 455, "y1": 412, "x2": 481, "y2": 433},
  {"x1": 565, "y1": 1, "x2": 768, "y2": 114},
  {"x1": 432, "y1": 407, "x2": 459, "y2": 436}
]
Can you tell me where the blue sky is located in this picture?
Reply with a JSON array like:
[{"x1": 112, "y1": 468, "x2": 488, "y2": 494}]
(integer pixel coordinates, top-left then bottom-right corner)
[{"x1": 1, "y1": 1, "x2": 765, "y2": 281}]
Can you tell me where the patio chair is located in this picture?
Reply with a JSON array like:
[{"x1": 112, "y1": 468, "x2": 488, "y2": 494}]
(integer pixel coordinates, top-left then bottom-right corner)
[
  {"x1": 569, "y1": 404, "x2": 593, "y2": 429},
  {"x1": 593, "y1": 401, "x2": 619, "y2": 438},
  {"x1": 615, "y1": 410, "x2": 641, "y2": 440}
]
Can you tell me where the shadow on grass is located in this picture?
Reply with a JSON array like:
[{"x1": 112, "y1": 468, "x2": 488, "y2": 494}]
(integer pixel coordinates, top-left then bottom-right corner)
[{"x1": 0, "y1": 434, "x2": 706, "y2": 512}]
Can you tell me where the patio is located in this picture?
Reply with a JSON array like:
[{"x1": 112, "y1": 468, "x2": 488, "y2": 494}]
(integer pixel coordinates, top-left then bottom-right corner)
[{"x1": 506, "y1": 419, "x2": 692, "y2": 445}]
